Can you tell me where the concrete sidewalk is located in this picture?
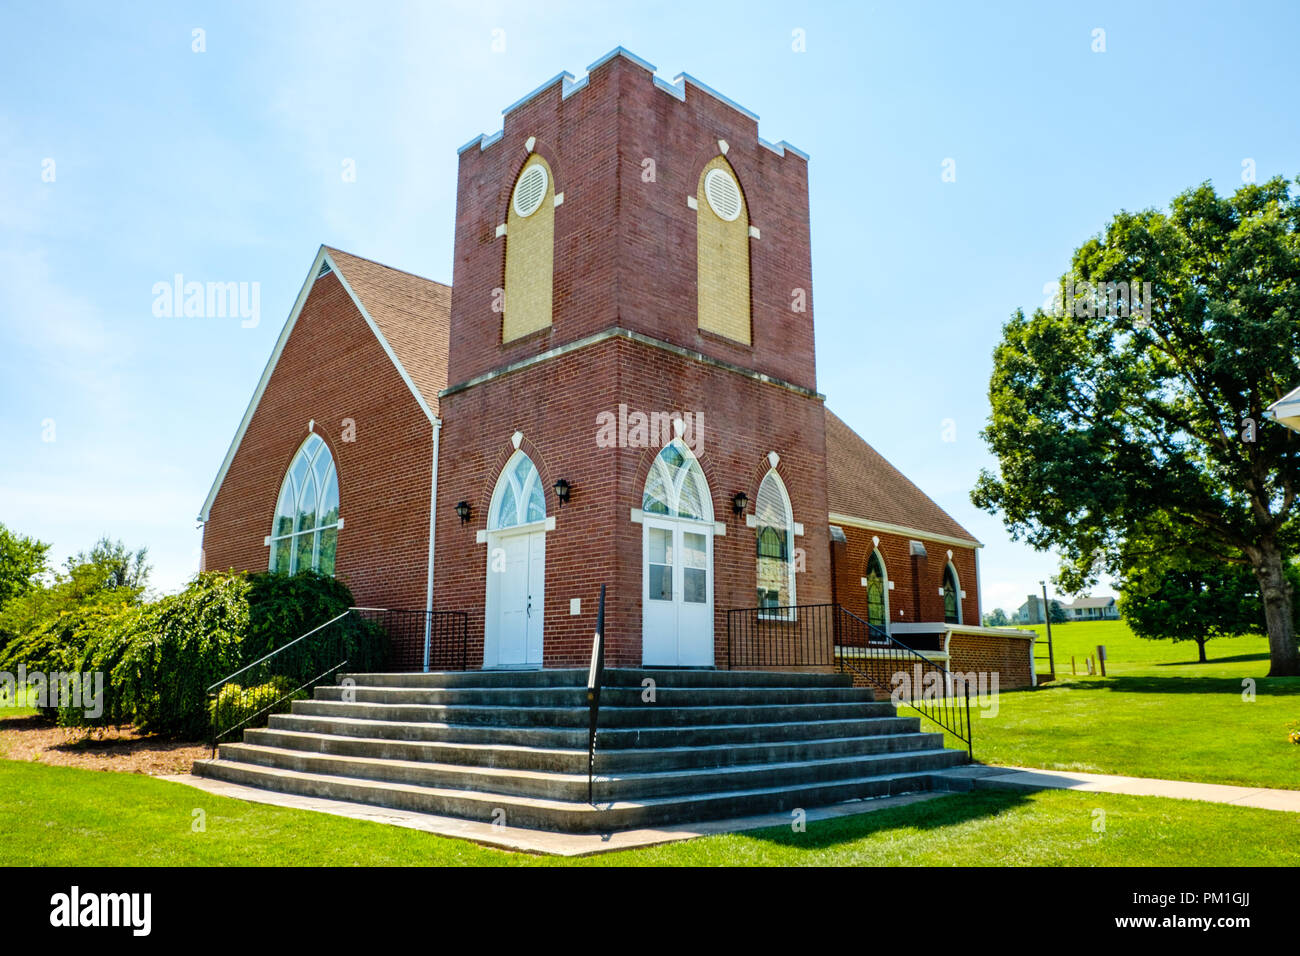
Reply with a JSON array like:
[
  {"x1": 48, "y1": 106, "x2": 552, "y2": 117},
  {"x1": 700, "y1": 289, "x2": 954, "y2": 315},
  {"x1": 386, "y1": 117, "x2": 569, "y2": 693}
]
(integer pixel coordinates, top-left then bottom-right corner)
[{"x1": 934, "y1": 765, "x2": 1300, "y2": 813}]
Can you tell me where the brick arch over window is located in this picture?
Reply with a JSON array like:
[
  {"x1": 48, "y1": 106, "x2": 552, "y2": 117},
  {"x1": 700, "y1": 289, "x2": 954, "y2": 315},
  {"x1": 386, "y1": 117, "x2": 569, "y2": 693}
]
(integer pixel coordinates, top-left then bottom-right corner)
[
  {"x1": 696, "y1": 155, "x2": 751, "y2": 345},
  {"x1": 503, "y1": 153, "x2": 556, "y2": 343}
]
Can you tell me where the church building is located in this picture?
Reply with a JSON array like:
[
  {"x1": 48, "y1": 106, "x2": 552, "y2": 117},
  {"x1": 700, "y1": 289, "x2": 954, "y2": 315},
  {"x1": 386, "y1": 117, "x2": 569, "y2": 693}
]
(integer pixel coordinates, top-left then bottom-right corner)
[{"x1": 198, "y1": 48, "x2": 1034, "y2": 688}]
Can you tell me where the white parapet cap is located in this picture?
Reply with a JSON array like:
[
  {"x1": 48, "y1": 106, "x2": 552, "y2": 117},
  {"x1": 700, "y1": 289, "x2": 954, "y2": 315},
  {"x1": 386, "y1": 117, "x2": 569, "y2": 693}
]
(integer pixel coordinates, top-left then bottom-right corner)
[
  {"x1": 1265, "y1": 384, "x2": 1300, "y2": 433},
  {"x1": 456, "y1": 46, "x2": 807, "y2": 161}
]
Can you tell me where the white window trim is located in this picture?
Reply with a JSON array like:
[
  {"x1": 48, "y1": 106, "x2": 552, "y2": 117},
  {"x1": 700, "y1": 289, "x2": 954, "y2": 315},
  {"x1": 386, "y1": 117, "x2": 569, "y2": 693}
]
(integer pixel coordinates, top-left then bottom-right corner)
[
  {"x1": 943, "y1": 561, "x2": 963, "y2": 625},
  {"x1": 860, "y1": 548, "x2": 890, "y2": 633},
  {"x1": 755, "y1": 468, "x2": 797, "y2": 620},
  {"x1": 487, "y1": 449, "x2": 548, "y2": 532},
  {"x1": 268, "y1": 433, "x2": 340, "y2": 576}
]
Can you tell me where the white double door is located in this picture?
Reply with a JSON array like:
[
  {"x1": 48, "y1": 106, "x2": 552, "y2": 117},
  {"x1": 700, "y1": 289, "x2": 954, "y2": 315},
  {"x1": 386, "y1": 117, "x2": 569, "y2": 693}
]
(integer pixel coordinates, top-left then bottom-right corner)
[
  {"x1": 485, "y1": 528, "x2": 545, "y2": 668},
  {"x1": 642, "y1": 516, "x2": 714, "y2": 666}
]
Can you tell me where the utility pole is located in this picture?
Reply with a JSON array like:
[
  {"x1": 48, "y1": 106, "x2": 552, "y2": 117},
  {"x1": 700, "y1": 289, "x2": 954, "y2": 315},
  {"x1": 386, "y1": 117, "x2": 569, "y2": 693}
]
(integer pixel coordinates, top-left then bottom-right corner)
[{"x1": 1040, "y1": 580, "x2": 1056, "y2": 681}]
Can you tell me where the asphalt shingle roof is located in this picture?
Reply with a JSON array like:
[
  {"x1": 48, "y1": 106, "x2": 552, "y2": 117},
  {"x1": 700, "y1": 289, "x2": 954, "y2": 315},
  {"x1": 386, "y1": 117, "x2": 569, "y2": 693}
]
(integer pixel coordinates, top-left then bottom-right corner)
[{"x1": 824, "y1": 407, "x2": 978, "y2": 544}]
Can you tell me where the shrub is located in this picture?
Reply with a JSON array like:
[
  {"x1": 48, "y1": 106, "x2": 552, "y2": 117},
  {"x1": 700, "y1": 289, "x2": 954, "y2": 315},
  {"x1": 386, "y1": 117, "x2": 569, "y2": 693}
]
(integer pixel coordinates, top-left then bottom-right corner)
[{"x1": 209, "y1": 675, "x2": 304, "y2": 740}]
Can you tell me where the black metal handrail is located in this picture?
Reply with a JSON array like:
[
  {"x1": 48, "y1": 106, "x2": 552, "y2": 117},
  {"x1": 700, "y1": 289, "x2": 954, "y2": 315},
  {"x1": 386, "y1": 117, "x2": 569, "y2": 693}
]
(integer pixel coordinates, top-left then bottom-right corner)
[
  {"x1": 585, "y1": 584, "x2": 607, "y2": 804},
  {"x1": 206, "y1": 609, "x2": 354, "y2": 757},
  {"x1": 725, "y1": 603, "x2": 972, "y2": 757},
  {"x1": 349, "y1": 607, "x2": 469, "y2": 673},
  {"x1": 206, "y1": 605, "x2": 470, "y2": 756}
]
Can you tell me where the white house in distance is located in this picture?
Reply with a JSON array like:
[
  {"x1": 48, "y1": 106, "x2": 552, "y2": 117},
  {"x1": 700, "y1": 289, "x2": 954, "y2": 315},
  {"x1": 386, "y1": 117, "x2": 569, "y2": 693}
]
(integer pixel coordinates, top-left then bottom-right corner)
[{"x1": 1063, "y1": 596, "x2": 1120, "y2": 622}]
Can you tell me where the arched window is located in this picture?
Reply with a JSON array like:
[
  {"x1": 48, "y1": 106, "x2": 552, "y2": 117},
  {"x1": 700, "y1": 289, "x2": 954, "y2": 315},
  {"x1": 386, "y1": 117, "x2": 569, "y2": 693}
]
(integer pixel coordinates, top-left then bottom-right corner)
[
  {"x1": 269, "y1": 433, "x2": 339, "y2": 575},
  {"x1": 942, "y1": 564, "x2": 961, "y2": 624},
  {"x1": 755, "y1": 470, "x2": 795, "y2": 613},
  {"x1": 865, "y1": 550, "x2": 887, "y2": 630},
  {"x1": 696, "y1": 156, "x2": 751, "y2": 345},
  {"x1": 502, "y1": 154, "x2": 556, "y2": 343},
  {"x1": 489, "y1": 451, "x2": 547, "y2": 530},
  {"x1": 642, "y1": 441, "x2": 713, "y2": 521}
]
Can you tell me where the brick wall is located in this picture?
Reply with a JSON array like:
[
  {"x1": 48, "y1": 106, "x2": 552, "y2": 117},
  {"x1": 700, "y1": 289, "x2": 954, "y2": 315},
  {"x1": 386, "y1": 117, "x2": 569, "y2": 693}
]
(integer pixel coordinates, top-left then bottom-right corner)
[
  {"x1": 435, "y1": 334, "x2": 830, "y2": 669},
  {"x1": 448, "y1": 53, "x2": 815, "y2": 393},
  {"x1": 202, "y1": 273, "x2": 434, "y2": 613},
  {"x1": 831, "y1": 523, "x2": 979, "y2": 629}
]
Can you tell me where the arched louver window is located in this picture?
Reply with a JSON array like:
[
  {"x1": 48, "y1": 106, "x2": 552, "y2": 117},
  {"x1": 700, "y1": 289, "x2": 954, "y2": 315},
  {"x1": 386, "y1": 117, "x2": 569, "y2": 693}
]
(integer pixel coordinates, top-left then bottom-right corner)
[
  {"x1": 755, "y1": 470, "x2": 795, "y2": 614},
  {"x1": 866, "y1": 551, "x2": 887, "y2": 630},
  {"x1": 269, "y1": 433, "x2": 340, "y2": 575},
  {"x1": 943, "y1": 564, "x2": 961, "y2": 624},
  {"x1": 489, "y1": 451, "x2": 547, "y2": 530}
]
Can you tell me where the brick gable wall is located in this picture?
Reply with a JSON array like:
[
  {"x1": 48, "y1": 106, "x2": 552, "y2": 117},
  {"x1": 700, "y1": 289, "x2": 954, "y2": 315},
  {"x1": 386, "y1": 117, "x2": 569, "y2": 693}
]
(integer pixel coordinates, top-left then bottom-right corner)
[{"x1": 203, "y1": 272, "x2": 433, "y2": 613}]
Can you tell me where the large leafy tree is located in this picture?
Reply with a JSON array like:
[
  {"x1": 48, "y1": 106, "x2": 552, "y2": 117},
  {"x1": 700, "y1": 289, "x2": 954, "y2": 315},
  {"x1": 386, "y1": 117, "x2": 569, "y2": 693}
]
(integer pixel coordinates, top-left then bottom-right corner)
[
  {"x1": 0, "y1": 522, "x2": 50, "y2": 610},
  {"x1": 974, "y1": 177, "x2": 1300, "y2": 675},
  {"x1": 1118, "y1": 516, "x2": 1274, "y2": 663}
]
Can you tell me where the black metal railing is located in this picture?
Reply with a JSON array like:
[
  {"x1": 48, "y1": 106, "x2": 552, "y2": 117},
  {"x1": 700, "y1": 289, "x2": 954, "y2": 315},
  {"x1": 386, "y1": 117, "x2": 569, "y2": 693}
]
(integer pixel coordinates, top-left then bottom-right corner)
[
  {"x1": 725, "y1": 603, "x2": 973, "y2": 757},
  {"x1": 207, "y1": 606, "x2": 469, "y2": 756},
  {"x1": 585, "y1": 584, "x2": 607, "y2": 804},
  {"x1": 349, "y1": 607, "x2": 469, "y2": 672},
  {"x1": 207, "y1": 610, "x2": 356, "y2": 756}
]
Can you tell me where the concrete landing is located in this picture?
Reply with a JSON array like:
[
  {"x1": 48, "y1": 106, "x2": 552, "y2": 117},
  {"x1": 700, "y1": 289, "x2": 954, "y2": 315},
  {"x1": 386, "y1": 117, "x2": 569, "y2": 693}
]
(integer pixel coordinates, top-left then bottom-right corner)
[
  {"x1": 162, "y1": 772, "x2": 947, "y2": 856},
  {"x1": 933, "y1": 765, "x2": 1300, "y2": 813}
]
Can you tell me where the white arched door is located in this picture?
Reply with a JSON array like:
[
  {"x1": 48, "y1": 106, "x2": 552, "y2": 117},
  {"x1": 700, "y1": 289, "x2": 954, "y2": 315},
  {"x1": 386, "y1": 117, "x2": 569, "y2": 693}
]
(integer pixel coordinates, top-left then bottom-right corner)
[
  {"x1": 484, "y1": 452, "x2": 547, "y2": 668},
  {"x1": 641, "y1": 442, "x2": 714, "y2": 666}
]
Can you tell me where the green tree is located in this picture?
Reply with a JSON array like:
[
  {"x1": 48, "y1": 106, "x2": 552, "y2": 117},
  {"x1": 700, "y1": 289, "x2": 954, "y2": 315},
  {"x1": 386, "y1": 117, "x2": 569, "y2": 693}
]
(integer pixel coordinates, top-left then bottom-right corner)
[
  {"x1": 1119, "y1": 521, "x2": 1267, "y2": 663},
  {"x1": 1048, "y1": 600, "x2": 1068, "y2": 625},
  {"x1": 983, "y1": 607, "x2": 1010, "y2": 627},
  {"x1": 974, "y1": 177, "x2": 1300, "y2": 675},
  {"x1": 0, "y1": 522, "x2": 50, "y2": 610}
]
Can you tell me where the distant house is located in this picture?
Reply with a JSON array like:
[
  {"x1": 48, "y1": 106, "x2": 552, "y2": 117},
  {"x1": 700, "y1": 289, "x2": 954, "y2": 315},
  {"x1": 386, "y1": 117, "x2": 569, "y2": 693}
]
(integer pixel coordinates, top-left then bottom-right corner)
[
  {"x1": 1015, "y1": 595, "x2": 1046, "y2": 625},
  {"x1": 1064, "y1": 596, "x2": 1120, "y2": 621}
]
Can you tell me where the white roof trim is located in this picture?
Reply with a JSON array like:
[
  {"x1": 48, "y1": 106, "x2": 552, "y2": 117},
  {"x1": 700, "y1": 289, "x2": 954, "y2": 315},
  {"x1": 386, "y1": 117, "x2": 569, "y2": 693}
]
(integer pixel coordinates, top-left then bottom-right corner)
[
  {"x1": 198, "y1": 246, "x2": 435, "y2": 522},
  {"x1": 828, "y1": 511, "x2": 983, "y2": 549}
]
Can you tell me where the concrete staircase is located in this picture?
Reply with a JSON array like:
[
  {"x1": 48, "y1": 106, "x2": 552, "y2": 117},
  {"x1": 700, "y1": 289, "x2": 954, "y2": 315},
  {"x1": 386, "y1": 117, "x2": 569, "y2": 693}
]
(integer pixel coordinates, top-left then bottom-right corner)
[{"x1": 192, "y1": 668, "x2": 967, "y2": 833}]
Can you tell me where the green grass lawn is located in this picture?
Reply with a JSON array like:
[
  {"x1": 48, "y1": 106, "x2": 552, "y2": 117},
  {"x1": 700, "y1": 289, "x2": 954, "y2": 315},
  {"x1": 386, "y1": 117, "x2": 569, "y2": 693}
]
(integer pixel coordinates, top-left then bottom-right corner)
[
  {"x1": 965, "y1": 620, "x2": 1300, "y2": 789},
  {"x1": 2, "y1": 759, "x2": 1298, "y2": 866}
]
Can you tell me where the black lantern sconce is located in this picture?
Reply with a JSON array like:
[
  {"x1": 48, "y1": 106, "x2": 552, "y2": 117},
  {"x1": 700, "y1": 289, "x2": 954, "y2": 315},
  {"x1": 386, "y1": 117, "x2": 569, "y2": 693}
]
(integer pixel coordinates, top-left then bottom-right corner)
[
  {"x1": 455, "y1": 500, "x2": 472, "y2": 525},
  {"x1": 731, "y1": 491, "x2": 749, "y2": 516},
  {"x1": 554, "y1": 478, "x2": 572, "y2": 507}
]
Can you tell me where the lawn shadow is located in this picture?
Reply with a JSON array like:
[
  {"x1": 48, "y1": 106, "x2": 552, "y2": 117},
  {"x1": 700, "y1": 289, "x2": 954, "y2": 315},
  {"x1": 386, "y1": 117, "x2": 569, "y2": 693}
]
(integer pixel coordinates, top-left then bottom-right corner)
[
  {"x1": 1152, "y1": 652, "x2": 1271, "y2": 667},
  {"x1": 1061, "y1": 675, "x2": 1300, "y2": 695},
  {"x1": 733, "y1": 787, "x2": 1033, "y2": 852}
]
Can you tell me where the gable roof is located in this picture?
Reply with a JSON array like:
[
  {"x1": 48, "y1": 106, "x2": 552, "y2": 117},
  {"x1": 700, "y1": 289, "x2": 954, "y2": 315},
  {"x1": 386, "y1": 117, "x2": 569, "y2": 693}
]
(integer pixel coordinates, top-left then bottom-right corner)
[
  {"x1": 323, "y1": 247, "x2": 450, "y2": 414},
  {"x1": 198, "y1": 246, "x2": 451, "y2": 521},
  {"x1": 1069, "y1": 596, "x2": 1116, "y2": 609},
  {"x1": 824, "y1": 407, "x2": 980, "y2": 546}
]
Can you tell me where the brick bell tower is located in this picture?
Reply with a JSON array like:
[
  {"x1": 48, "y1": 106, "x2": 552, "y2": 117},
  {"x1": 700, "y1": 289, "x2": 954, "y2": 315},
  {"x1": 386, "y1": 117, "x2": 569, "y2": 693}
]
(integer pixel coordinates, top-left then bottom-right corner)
[{"x1": 434, "y1": 48, "x2": 831, "y2": 670}]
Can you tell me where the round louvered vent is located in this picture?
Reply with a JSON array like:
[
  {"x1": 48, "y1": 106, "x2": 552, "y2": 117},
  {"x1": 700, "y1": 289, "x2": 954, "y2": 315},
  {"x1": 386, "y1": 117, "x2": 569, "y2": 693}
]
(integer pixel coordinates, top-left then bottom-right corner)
[
  {"x1": 512, "y1": 164, "x2": 548, "y2": 218},
  {"x1": 703, "y1": 167, "x2": 742, "y2": 221}
]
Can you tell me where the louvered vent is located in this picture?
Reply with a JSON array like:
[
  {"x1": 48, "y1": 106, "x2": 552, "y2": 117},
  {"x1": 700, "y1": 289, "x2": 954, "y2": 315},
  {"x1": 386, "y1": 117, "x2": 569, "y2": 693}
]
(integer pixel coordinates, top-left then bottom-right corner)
[
  {"x1": 512, "y1": 164, "x2": 548, "y2": 218},
  {"x1": 703, "y1": 168, "x2": 742, "y2": 222}
]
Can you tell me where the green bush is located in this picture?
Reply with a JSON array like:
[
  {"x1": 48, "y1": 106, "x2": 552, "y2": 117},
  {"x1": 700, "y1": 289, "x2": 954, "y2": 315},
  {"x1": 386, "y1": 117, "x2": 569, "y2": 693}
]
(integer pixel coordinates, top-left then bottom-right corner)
[
  {"x1": 209, "y1": 675, "x2": 304, "y2": 740},
  {"x1": 63, "y1": 570, "x2": 386, "y2": 737}
]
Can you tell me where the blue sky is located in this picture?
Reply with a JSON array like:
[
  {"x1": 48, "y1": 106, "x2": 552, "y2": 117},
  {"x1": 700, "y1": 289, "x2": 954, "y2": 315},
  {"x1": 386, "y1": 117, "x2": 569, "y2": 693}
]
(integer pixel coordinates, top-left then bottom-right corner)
[{"x1": 1, "y1": 0, "x2": 1296, "y2": 616}]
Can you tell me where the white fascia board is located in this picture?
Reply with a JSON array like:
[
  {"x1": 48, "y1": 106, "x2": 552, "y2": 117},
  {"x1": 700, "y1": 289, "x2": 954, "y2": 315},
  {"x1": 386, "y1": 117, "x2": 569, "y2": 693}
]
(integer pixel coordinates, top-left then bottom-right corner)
[
  {"x1": 828, "y1": 512, "x2": 983, "y2": 550},
  {"x1": 198, "y1": 246, "x2": 435, "y2": 522}
]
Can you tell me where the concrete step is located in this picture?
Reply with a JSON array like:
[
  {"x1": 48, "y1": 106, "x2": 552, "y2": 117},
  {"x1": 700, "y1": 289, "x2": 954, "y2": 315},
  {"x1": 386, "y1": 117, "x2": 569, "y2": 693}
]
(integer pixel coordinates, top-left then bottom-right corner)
[
  {"x1": 268, "y1": 712, "x2": 924, "y2": 750},
  {"x1": 191, "y1": 757, "x2": 956, "y2": 833},
  {"x1": 289, "y1": 698, "x2": 895, "y2": 729},
  {"x1": 339, "y1": 668, "x2": 853, "y2": 689},
  {"x1": 213, "y1": 741, "x2": 963, "y2": 803},
  {"x1": 243, "y1": 725, "x2": 944, "y2": 774},
  {"x1": 311, "y1": 684, "x2": 874, "y2": 708}
]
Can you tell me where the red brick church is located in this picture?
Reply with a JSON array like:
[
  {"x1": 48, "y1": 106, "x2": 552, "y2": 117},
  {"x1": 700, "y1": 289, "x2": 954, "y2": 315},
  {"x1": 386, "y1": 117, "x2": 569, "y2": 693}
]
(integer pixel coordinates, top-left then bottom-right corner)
[{"x1": 198, "y1": 48, "x2": 1032, "y2": 688}]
